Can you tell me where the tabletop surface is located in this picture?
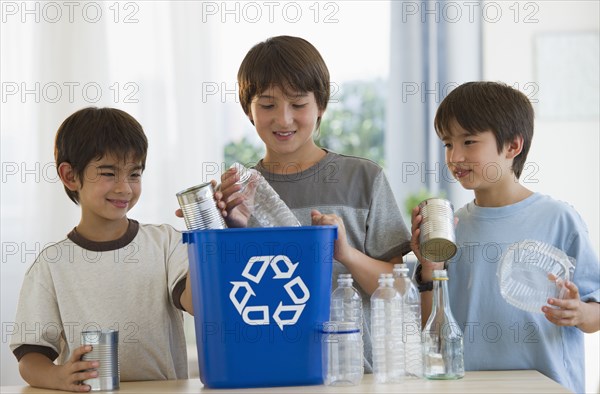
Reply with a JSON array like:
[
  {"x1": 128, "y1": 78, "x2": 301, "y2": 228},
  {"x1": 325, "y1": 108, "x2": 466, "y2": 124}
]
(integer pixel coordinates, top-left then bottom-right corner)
[{"x1": 0, "y1": 370, "x2": 570, "y2": 393}]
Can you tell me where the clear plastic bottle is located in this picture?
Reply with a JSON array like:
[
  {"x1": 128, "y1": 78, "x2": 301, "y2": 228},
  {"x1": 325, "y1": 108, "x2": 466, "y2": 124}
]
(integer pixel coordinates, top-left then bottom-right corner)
[
  {"x1": 393, "y1": 264, "x2": 423, "y2": 378},
  {"x1": 322, "y1": 321, "x2": 364, "y2": 386},
  {"x1": 231, "y1": 163, "x2": 301, "y2": 227},
  {"x1": 370, "y1": 273, "x2": 403, "y2": 383},
  {"x1": 422, "y1": 269, "x2": 464, "y2": 380},
  {"x1": 330, "y1": 274, "x2": 363, "y2": 325}
]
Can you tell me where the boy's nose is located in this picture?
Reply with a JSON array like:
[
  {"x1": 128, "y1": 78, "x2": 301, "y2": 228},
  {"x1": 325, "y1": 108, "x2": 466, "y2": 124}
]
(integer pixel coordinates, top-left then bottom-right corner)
[
  {"x1": 448, "y1": 146, "x2": 464, "y2": 163},
  {"x1": 276, "y1": 105, "x2": 294, "y2": 127},
  {"x1": 114, "y1": 176, "x2": 132, "y2": 194}
]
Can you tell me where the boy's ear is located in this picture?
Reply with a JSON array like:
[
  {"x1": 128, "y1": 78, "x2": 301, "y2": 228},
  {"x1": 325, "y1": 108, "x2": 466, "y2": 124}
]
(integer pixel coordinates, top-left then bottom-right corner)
[
  {"x1": 505, "y1": 136, "x2": 524, "y2": 159},
  {"x1": 58, "y1": 162, "x2": 79, "y2": 191}
]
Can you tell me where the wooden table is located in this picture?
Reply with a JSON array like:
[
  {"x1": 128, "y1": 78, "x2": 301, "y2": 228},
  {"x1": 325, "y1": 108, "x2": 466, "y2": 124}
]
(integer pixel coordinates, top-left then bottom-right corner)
[{"x1": 0, "y1": 370, "x2": 570, "y2": 393}]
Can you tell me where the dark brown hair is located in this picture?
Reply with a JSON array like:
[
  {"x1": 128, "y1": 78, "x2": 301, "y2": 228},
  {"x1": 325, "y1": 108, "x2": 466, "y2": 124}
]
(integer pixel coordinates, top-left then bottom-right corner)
[
  {"x1": 54, "y1": 107, "x2": 148, "y2": 204},
  {"x1": 434, "y1": 81, "x2": 534, "y2": 178},
  {"x1": 238, "y1": 36, "x2": 330, "y2": 128}
]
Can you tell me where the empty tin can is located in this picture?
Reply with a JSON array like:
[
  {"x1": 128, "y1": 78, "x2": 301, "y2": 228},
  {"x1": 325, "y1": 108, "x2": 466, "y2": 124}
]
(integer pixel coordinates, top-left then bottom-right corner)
[
  {"x1": 176, "y1": 182, "x2": 227, "y2": 230},
  {"x1": 81, "y1": 329, "x2": 119, "y2": 391},
  {"x1": 418, "y1": 198, "x2": 457, "y2": 262}
]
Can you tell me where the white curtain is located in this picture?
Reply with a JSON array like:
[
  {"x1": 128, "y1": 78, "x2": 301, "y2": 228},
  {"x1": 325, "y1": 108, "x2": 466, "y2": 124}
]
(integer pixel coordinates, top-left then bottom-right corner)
[
  {"x1": 0, "y1": 2, "x2": 220, "y2": 384},
  {"x1": 386, "y1": 0, "x2": 481, "y2": 210}
]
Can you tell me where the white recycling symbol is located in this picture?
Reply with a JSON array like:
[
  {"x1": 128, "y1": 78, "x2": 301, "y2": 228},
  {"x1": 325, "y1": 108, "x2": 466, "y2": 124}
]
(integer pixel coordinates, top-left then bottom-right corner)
[{"x1": 229, "y1": 255, "x2": 310, "y2": 330}]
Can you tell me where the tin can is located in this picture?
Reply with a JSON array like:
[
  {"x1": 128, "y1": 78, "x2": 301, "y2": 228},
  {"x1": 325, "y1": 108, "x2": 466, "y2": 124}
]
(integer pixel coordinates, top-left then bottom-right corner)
[
  {"x1": 176, "y1": 182, "x2": 227, "y2": 230},
  {"x1": 418, "y1": 198, "x2": 457, "y2": 262},
  {"x1": 81, "y1": 330, "x2": 119, "y2": 391}
]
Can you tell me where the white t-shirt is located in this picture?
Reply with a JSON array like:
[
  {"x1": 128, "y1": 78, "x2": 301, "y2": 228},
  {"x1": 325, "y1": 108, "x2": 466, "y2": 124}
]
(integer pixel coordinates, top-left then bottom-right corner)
[{"x1": 10, "y1": 220, "x2": 190, "y2": 381}]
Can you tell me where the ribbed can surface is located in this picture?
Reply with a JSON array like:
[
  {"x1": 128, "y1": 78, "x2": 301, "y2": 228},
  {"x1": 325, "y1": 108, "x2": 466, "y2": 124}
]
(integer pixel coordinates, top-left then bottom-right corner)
[
  {"x1": 176, "y1": 182, "x2": 226, "y2": 230},
  {"x1": 81, "y1": 330, "x2": 119, "y2": 391},
  {"x1": 418, "y1": 198, "x2": 457, "y2": 262}
]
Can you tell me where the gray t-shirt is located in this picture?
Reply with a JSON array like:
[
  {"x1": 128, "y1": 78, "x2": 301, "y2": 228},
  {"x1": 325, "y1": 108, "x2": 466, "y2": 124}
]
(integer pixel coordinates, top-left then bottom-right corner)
[{"x1": 255, "y1": 150, "x2": 411, "y2": 372}]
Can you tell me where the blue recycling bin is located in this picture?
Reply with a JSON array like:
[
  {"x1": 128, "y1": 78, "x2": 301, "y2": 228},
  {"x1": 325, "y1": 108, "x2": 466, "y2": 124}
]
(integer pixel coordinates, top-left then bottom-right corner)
[{"x1": 183, "y1": 226, "x2": 337, "y2": 388}]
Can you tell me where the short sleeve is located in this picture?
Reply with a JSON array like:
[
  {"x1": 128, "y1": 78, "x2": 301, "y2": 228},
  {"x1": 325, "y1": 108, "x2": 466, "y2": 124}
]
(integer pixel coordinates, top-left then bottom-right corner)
[
  {"x1": 365, "y1": 171, "x2": 411, "y2": 261},
  {"x1": 566, "y1": 215, "x2": 600, "y2": 303},
  {"x1": 9, "y1": 258, "x2": 64, "y2": 358},
  {"x1": 166, "y1": 227, "x2": 189, "y2": 308}
]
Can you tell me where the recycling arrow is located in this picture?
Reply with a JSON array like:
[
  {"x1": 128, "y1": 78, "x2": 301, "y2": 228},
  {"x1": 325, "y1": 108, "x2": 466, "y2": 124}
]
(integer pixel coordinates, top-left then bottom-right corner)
[
  {"x1": 242, "y1": 305, "x2": 269, "y2": 325},
  {"x1": 242, "y1": 255, "x2": 273, "y2": 283},
  {"x1": 229, "y1": 281, "x2": 255, "y2": 314},
  {"x1": 284, "y1": 276, "x2": 310, "y2": 304},
  {"x1": 230, "y1": 254, "x2": 311, "y2": 331},
  {"x1": 273, "y1": 302, "x2": 306, "y2": 330},
  {"x1": 270, "y1": 255, "x2": 298, "y2": 279}
]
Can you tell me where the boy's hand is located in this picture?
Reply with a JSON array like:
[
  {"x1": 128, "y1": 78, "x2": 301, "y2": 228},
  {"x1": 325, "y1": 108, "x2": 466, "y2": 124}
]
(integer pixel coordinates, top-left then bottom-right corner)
[
  {"x1": 216, "y1": 168, "x2": 252, "y2": 227},
  {"x1": 311, "y1": 210, "x2": 351, "y2": 263},
  {"x1": 410, "y1": 206, "x2": 426, "y2": 263},
  {"x1": 543, "y1": 276, "x2": 585, "y2": 327},
  {"x1": 56, "y1": 345, "x2": 98, "y2": 392},
  {"x1": 410, "y1": 206, "x2": 444, "y2": 272},
  {"x1": 174, "y1": 180, "x2": 231, "y2": 222}
]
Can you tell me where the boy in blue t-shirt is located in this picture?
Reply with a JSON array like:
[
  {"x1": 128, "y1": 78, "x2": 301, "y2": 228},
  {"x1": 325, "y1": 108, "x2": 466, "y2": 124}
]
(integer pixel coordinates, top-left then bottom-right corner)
[{"x1": 411, "y1": 81, "x2": 599, "y2": 393}]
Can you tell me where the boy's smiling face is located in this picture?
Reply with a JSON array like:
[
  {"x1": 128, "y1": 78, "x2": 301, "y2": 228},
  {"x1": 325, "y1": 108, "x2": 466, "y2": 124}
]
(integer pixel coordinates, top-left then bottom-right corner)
[
  {"x1": 442, "y1": 120, "x2": 516, "y2": 193},
  {"x1": 249, "y1": 85, "x2": 323, "y2": 164},
  {"x1": 74, "y1": 153, "x2": 143, "y2": 226}
]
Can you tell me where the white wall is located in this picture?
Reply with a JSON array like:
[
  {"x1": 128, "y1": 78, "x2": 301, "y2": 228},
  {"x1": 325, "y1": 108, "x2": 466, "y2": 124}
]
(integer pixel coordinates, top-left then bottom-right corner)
[{"x1": 482, "y1": 1, "x2": 599, "y2": 392}]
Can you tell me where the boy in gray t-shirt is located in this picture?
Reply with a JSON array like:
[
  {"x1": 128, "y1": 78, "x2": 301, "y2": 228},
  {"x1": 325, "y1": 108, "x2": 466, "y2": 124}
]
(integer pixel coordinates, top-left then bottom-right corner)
[{"x1": 216, "y1": 36, "x2": 412, "y2": 372}]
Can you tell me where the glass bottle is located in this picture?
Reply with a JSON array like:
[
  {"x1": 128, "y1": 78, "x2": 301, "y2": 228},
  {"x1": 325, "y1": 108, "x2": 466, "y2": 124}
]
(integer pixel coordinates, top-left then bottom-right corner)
[
  {"x1": 393, "y1": 264, "x2": 422, "y2": 378},
  {"x1": 370, "y1": 273, "x2": 403, "y2": 383},
  {"x1": 422, "y1": 269, "x2": 464, "y2": 380}
]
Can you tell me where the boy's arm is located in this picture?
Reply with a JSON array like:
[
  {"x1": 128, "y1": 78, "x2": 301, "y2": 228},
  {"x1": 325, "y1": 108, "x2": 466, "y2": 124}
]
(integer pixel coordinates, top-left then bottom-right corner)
[
  {"x1": 575, "y1": 302, "x2": 600, "y2": 333},
  {"x1": 179, "y1": 273, "x2": 194, "y2": 315},
  {"x1": 311, "y1": 210, "x2": 400, "y2": 295},
  {"x1": 19, "y1": 346, "x2": 98, "y2": 392}
]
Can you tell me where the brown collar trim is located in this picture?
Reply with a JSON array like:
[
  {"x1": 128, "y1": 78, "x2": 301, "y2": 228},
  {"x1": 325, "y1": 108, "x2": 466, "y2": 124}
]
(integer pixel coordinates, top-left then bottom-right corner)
[{"x1": 67, "y1": 219, "x2": 139, "y2": 251}]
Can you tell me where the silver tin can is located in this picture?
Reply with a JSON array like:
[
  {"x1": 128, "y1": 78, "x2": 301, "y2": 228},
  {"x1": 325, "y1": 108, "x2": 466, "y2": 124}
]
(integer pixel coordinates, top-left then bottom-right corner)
[
  {"x1": 176, "y1": 182, "x2": 226, "y2": 230},
  {"x1": 418, "y1": 198, "x2": 457, "y2": 262},
  {"x1": 81, "y1": 330, "x2": 119, "y2": 391}
]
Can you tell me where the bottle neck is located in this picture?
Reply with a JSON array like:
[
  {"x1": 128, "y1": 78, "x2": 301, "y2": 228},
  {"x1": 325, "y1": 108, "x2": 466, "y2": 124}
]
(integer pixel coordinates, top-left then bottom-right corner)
[{"x1": 431, "y1": 278, "x2": 450, "y2": 312}]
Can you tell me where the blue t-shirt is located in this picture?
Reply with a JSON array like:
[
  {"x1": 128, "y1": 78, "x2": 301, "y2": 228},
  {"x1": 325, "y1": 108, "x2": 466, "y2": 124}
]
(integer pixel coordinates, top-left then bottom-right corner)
[{"x1": 447, "y1": 193, "x2": 599, "y2": 393}]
